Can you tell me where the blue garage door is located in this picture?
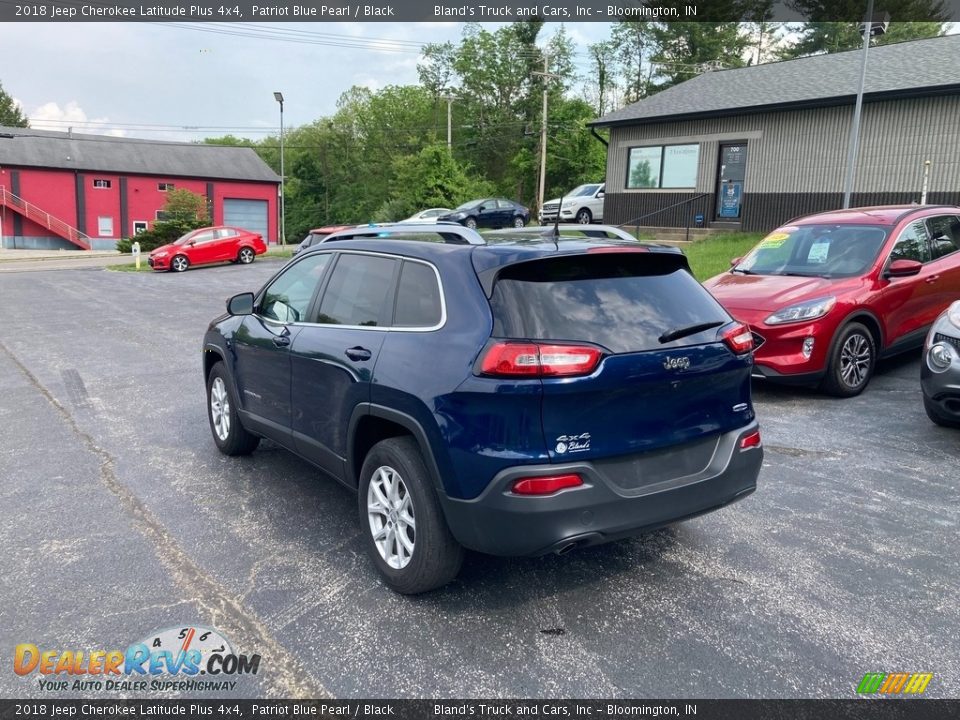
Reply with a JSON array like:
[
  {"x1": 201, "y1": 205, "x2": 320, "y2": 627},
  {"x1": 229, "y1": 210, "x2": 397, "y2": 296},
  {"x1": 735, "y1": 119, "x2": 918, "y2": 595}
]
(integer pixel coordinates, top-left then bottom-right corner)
[{"x1": 223, "y1": 199, "x2": 269, "y2": 240}]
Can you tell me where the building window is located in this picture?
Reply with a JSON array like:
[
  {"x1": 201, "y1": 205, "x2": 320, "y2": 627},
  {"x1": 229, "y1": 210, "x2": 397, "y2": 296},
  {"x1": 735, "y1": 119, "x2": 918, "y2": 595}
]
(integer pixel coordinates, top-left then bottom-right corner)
[
  {"x1": 133, "y1": 221, "x2": 148, "y2": 235},
  {"x1": 98, "y1": 216, "x2": 114, "y2": 237},
  {"x1": 627, "y1": 144, "x2": 700, "y2": 189},
  {"x1": 156, "y1": 210, "x2": 170, "y2": 221},
  {"x1": 93, "y1": 179, "x2": 111, "y2": 189},
  {"x1": 158, "y1": 183, "x2": 175, "y2": 191}
]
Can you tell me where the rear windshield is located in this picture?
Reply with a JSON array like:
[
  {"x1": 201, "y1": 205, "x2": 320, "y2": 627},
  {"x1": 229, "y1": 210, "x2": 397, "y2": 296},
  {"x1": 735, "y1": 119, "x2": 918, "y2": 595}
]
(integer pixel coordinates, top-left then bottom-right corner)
[{"x1": 490, "y1": 254, "x2": 731, "y2": 354}]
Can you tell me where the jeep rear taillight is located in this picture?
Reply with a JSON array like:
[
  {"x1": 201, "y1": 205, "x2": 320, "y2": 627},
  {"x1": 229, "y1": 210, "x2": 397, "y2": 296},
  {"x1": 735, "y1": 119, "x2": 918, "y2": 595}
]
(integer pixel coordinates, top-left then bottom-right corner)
[
  {"x1": 511, "y1": 473, "x2": 584, "y2": 496},
  {"x1": 722, "y1": 323, "x2": 754, "y2": 355},
  {"x1": 479, "y1": 342, "x2": 602, "y2": 378}
]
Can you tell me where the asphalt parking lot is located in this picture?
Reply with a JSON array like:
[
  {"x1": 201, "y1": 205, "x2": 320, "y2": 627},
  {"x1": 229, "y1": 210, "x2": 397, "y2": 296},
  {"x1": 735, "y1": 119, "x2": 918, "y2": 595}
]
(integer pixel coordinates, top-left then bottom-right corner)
[{"x1": 1, "y1": 260, "x2": 957, "y2": 700}]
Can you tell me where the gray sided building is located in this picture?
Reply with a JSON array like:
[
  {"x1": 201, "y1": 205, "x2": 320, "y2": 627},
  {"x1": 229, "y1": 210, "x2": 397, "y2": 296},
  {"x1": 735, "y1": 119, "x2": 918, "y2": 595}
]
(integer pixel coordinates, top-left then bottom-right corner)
[{"x1": 591, "y1": 34, "x2": 960, "y2": 233}]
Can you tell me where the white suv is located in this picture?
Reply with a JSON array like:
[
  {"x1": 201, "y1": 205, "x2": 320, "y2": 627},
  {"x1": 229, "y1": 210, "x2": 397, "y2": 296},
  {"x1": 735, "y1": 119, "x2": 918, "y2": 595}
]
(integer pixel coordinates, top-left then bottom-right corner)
[{"x1": 539, "y1": 183, "x2": 605, "y2": 224}]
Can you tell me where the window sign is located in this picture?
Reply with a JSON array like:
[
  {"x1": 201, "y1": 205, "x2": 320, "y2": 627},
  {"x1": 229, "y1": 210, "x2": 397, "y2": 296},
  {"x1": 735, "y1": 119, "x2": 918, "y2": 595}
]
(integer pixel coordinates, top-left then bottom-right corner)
[
  {"x1": 719, "y1": 181, "x2": 743, "y2": 218},
  {"x1": 627, "y1": 147, "x2": 662, "y2": 189},
  {"x1": 627, "y1": 144, "x2": 699, "y2": 189},
  {"x1": 661, "y1": 145, "x2": 699, "y2": 187}
]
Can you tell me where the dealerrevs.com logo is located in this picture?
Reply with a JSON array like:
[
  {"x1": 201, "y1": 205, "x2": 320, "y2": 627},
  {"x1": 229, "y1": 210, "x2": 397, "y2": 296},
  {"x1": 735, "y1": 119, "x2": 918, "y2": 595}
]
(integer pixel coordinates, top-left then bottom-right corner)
[
  {"x1": 856, "y1": 672, "x2": 933, "y2": 695},
  {"x1": 14, "y1": 626, "x2": 261, "y2": 692}
]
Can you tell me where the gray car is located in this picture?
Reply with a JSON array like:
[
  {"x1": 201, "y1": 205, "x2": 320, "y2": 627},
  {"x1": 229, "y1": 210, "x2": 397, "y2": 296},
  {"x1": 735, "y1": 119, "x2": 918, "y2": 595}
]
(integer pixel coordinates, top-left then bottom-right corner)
[{"x1": 922, "y1": 300, "x2": 960, "y2": 427}]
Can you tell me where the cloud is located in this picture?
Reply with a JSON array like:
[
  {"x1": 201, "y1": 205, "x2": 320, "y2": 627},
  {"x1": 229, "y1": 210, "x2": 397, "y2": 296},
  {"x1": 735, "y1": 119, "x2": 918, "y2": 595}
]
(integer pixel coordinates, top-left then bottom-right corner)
[{"x1": 28, "y1": 101, "x2": 126, "y2": 137}]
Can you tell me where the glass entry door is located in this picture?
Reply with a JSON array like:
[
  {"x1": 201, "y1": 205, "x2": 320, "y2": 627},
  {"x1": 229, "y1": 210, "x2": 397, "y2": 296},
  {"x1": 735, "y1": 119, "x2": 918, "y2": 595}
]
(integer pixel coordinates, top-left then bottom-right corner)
[{"x1": 716, "y1": 144, "x2": 747, "y2": 219}]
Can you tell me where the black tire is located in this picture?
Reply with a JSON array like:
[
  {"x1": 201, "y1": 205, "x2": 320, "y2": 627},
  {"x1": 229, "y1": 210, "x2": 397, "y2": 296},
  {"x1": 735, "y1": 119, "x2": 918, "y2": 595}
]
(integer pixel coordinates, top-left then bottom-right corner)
[
  {"x1": 358, "y1": 437, "x2": 463, "y2": 594},
  {"x1": 464, "y1": 217, "x2": 478, "y2": 230},
  {"x1": 923, "y1": 395, "x2": 960, "y2": 428},
  {"x1": 575, "y1": 208, "x2": 592, "y2": 224},
  {"x1": 820, "y1": 322, "x2": 876, "y2": 397},
  {"x1": 238, "y1": 247, "x2": 255, "y2": 264},
  {"x1": 513, "y1": 216, "x2": 526, "y2": 228},
  {"x1": 206, "y1": 362, "x2": 260, "y2": 456},
  {"x1": 171, "y1": 254, "x2": 190, "y2": 273}
]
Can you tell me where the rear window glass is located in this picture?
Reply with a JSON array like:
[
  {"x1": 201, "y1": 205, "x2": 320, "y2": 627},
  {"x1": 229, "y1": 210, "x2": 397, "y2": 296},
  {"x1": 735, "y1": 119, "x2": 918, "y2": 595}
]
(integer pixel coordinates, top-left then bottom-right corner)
[{"x1": 489, "y1": 254, "x2": 730, "y2": 354}]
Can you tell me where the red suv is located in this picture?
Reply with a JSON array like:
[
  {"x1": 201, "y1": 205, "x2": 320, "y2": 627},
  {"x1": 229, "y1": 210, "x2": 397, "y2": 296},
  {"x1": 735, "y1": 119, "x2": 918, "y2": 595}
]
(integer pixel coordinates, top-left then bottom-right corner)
[
  {"x1": 704, "y1": 205, "x2": 960, "y2": 396},
  {"x1": 148, "y1": 226, "x2": 267, "y2": 272}
]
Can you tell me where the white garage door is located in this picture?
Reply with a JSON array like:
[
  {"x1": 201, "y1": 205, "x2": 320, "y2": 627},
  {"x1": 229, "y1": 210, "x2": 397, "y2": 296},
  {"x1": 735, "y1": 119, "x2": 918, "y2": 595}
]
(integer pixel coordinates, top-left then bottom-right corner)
[{"x1": 223, "y1": 199, "x2": 269, "y2": 239}]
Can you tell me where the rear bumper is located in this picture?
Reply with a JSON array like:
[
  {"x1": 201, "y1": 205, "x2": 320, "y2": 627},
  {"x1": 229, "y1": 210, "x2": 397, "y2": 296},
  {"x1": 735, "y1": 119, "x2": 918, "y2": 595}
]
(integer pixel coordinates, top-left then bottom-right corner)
[{"x1": 439, "y1": 423, "x2": 762, "y2": 556}]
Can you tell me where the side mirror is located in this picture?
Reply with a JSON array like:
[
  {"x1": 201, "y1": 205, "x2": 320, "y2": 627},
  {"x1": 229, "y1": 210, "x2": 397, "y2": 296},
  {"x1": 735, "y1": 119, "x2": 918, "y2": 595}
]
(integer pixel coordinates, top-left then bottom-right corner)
[
  {"x1": 596, "y1": 192, "x2": 605, "y2": 199},
  {"x1": 730, "y1": 257, "x2": 742, "y2": 267},
  {"x1": 227, "y1": 292, "x2": 254, "y2": 316},
  {"x1": 885, "y1": 259, "x2": 922, "y2": 278},
  {"x1": 187, "y1": 240, "x2": 196, "y2": 247},
  {"x1": 477, "y1": 205, "x2": 486, "y2": 212}
]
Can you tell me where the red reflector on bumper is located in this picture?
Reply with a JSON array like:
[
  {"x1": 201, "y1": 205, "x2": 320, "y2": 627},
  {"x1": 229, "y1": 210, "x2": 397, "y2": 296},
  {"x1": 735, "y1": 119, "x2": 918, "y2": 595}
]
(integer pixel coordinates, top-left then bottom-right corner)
[
  {"x1": 740, "y1": 430, "x2": 761, "y2": 449},
  {"x1": 511, "y1": 474, "x2": 584, "y2": 496}
]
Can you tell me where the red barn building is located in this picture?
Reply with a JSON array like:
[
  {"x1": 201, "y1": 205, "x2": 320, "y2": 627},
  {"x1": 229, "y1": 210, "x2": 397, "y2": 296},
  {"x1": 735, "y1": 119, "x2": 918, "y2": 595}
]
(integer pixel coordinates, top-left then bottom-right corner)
[{"x1": 0, "y1": 126, "x2": 280, "y2": 250}]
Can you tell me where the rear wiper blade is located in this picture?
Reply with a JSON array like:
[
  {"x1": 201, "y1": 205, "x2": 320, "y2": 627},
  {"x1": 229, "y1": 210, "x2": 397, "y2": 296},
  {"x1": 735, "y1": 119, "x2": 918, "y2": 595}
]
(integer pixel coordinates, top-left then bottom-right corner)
[{"x1": 659, "y1": 321, "x2": 725, "y2": 344}]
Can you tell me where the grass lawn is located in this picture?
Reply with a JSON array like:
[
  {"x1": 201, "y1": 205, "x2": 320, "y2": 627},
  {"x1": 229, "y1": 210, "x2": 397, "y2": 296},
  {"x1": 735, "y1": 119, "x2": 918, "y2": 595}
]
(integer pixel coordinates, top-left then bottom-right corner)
[{"x1": 683, "y1": 232, "x2": 765, "y2": 282}]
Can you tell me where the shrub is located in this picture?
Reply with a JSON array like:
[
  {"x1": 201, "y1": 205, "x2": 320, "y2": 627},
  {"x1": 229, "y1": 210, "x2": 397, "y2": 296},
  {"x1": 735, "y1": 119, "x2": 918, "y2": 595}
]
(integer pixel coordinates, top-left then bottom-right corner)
[{"x1": 116, "y1": 217, "x2": 209, "y2": 253}]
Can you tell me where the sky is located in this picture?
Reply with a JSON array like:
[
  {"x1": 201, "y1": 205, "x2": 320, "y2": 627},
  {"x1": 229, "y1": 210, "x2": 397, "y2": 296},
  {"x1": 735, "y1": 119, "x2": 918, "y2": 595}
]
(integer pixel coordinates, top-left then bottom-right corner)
[{"x1": 0, "y1": 22, "x2": 614, "y2": 142}]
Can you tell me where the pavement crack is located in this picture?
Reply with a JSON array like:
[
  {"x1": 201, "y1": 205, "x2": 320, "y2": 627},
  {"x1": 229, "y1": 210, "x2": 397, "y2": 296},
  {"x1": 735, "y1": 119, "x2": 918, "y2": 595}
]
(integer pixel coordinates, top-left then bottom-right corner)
[{"x1": 0, "y1": 339, "x2": 328, "y2": 699}]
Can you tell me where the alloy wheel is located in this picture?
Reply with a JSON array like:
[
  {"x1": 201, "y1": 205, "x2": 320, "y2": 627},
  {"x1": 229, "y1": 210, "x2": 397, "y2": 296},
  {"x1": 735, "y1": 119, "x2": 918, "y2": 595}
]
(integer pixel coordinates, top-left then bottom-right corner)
[
  {"x1": 210, "y1": 377, "x2": 231, "y2": 441},
  {"x1": 172, "y1": 256, "x2": 188, "y2": 272},
  {"x1": 367, "y1": 465, "x2": 416, "y2": 570},
  {"x1": 839, "y1": 333, "x2": 871, "y2": 388},
  {"x1": 239, "y1": 248, "x2": 254, "y2": 264}
]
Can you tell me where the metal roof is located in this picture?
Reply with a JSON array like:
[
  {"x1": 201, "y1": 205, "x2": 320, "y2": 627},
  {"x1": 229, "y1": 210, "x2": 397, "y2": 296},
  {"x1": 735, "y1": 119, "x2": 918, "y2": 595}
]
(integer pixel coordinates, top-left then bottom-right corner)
[
  {"x1": 0, "y1": 125, "x2": 280, "y2": 183},
  {"x1": 591, "y1": 34, "x2": 960, "y2": 127}
]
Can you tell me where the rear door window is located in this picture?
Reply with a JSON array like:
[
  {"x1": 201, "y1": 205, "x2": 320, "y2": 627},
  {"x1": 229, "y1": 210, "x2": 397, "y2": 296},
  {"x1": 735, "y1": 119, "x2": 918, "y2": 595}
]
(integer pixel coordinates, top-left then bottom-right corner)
[
  {"x1": 490, "y1": 254, "x2": 730, "y2": 353},
  {"x1": 315, "y1": 253, "x2": 398, "y2": 327},
  {"x1": 925, "y1": 215, "x2": 960, "y2": 260}
]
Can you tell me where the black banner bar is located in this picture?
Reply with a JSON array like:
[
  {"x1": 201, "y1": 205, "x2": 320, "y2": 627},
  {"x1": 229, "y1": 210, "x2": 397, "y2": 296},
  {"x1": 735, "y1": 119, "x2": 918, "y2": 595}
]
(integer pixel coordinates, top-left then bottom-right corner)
[
  {"x1": 1, "y1": 0, "x2": 959, "y2": 22},
  {"x1": 1, "y1": 700, "x2": 959, "y2": 720}
]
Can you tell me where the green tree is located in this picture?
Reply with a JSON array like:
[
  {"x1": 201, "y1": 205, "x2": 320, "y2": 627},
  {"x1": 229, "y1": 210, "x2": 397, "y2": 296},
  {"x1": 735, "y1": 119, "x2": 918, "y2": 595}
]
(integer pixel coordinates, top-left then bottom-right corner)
[
  {"x1": 648, "y1": 23, "x2": 751, "y2": 89},
  {"x1": 419, "y1": 21, "x2": 577, "y2": 208},
  {"x1": 116, "y1": 189, "x2": 209, "y2": 252},
  {"x1": 0, "y1": 81, "x2": 28, "y2": 127},
  {"x1": 611, "y1": 22, "x2": 655, "y2": 103},
  {"x1": 586, "y1": 40, "x2": 619, "y2": 115},
  {"x1": 777, "y1": 20, "x2": 947, "y2": 58},
  {"x1": 164, "y1": 187, "x2": 210, "y2": 223},
  {"x1": 376, "y1": 143, "x2": 493, "y2": 221}
]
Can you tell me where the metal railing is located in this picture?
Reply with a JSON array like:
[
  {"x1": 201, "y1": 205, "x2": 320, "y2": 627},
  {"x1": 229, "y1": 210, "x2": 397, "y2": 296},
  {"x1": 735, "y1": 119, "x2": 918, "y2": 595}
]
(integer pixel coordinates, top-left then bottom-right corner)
[
  {"x1": 0, "y1": 187, "x2": 92, "y2": 250},
  {"x1": 620, "y1": 192, "x2": 712, "y2": 243}
]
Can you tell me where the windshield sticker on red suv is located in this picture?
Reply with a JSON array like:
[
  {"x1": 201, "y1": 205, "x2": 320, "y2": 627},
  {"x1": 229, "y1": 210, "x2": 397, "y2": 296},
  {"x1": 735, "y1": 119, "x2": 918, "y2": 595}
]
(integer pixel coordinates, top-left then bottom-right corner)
[{"x1": 555, "y1": 433, "x2": 591, "y2": 454}]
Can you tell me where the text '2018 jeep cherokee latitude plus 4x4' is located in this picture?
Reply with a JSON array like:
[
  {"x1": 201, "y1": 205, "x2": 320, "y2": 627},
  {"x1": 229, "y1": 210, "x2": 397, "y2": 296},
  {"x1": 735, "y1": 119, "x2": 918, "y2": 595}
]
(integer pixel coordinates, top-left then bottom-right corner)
[{"x1": 203, "y1": 229, "x2": 762, "y2": 593}]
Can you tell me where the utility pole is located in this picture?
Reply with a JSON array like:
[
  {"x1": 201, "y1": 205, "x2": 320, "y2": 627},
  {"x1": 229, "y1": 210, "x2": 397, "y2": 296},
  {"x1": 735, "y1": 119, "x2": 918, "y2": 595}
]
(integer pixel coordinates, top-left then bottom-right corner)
[
  {"x1": 440, "y1": 92, "x2": 455, "y2": 151},
  {"x1": 533, "y1": 54, "x2": 562, "y2": 221}
]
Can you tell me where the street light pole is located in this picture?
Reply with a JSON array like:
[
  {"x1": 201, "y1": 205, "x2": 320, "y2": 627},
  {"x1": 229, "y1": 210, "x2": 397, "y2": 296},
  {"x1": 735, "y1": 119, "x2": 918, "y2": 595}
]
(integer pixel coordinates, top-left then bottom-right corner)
[
  {"x1": 273, "y1": 91, "x2": 286, "y2": 247},
  {"x1": 842, "y1": 0, "x2": 885, "y2": 209}
]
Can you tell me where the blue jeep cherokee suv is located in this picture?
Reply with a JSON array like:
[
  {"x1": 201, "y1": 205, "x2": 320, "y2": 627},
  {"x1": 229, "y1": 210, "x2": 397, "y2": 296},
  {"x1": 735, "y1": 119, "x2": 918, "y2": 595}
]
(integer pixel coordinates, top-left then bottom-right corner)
[{"x1": 203, "y1": 230, "x2": 762, "y2": 593}]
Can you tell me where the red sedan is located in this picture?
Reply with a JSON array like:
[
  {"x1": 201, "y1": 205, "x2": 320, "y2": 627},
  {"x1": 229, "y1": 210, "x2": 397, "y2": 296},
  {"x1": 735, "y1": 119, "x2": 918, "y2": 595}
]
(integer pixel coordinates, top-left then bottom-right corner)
[
  {"x1": 148, "y1": 226, "x2": 267, "y2": 272},
  {"x1": 704, "y1": 205, "x2": 960, "y2": 396}
]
